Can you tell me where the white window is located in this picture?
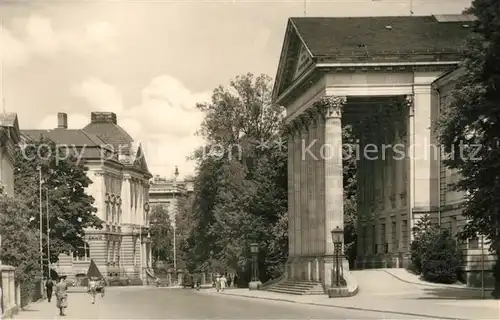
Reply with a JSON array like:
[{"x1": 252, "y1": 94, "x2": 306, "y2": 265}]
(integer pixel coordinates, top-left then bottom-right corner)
[{"x1": 72, "y1": 242, "x2": 90, "y2": 262}]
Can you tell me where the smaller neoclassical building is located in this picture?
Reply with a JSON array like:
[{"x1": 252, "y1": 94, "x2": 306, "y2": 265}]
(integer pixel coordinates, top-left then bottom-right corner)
[
  {"x1": 149, "y1": 173, "x2": 194, "y2": 223},
  {"x1": 21, "y1": 112, "x2": 153, "y2": 283},
  {"x1": 0, "y1": 113, "x2": 21, "y2": 196}
]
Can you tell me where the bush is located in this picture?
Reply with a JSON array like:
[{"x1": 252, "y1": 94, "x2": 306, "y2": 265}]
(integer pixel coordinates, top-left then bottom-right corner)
[{"x1": 421, "y1": 229, "x2": 462, "y2": 284}]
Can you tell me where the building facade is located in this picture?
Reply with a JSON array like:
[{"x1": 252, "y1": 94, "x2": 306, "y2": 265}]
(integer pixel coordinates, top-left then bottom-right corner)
[
  {"x1": 273, "y1": 14, "x2": 492, "y2": 291},
  {"x1": 149, "y1": 173, "x2": 194, "y2": 223},
  {"x1": 21, "y1": 112, "x2": 153, "y2": 283},
  {"x1": 0, "y1": 113, "x2": 20, "y2": 196}
]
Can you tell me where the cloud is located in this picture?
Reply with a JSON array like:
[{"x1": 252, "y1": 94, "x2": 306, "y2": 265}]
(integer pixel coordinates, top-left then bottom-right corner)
[
  {"x1": 0, "y1": 15, "x2": 117, "y2": 66},
  {"x1": 39, "y1": 76, "x2": 211, "y2": 177},
  {"x1": 71, "y1": 78, "x2": 124, "y2": 113}
]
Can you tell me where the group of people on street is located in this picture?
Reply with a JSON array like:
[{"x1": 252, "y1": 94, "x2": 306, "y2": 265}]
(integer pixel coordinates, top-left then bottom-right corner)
[
  {"x1": 213, "y1": 274, "x2": 237, "y2": 292},
  {"x1": 45, "y1": 276, "x2": 69, "y2": 316},
  {"x1": 45, "y1": 275, "x2": 105, "y2": 316}
]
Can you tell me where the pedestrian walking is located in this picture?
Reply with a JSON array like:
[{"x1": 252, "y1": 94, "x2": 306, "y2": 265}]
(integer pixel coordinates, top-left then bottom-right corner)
[
  {"x1": 215, "y1": 274, "x2": 221, "y2": 292},
  {"x1": 54, "y1": 276, "x2": 68, "y2": 316},
  {"x1": 227, "y1": 275, "x2": 232, "y2": 288},
  {"x1": 45, "y1": 278, "x2": 54, "y2": 302},
  {"x1": 233, "y1": 275, "x2": 238, "y2": 288},
  {"x1": 88, "y1": 277, "x2": 98, "y2": 304},
  {"x1": 220, "y1": 274, "x2": 227, "y2": 292}
]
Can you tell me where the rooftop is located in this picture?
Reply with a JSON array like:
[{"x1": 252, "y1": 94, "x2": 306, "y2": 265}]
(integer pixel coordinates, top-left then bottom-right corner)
[{"x1": 290, "y1": 15, "x2": 473, "y2": 57}]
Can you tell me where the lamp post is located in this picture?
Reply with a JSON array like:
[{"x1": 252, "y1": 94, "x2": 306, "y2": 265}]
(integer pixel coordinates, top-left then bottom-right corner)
[
  {"x1": 248, "y1": 242, "x2": 261, "y2": 290},
  {"x1": 46, "y1": 188, "x2": 50, "y2": 279},
  {"x1": 172, "y1": 166, "x2": 179, "y2": 283},
  {"x1": 38, "y1": 166, "x2": 45, "y2": 298},
  {"x1": 331, "y1": 226, "x2": 343, "y2": 287}
]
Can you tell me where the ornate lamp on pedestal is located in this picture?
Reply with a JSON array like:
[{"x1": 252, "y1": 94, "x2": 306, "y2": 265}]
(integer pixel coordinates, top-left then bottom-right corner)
[
  {"x1": 248, "y1": 242, "x2": 262, "y2": 290},
  {"x1": 328, "y1": 226, "x2": 350, "y2": 298},
  {"x1": 331, "y1": 226, "x2": 343, "y2": 287}
]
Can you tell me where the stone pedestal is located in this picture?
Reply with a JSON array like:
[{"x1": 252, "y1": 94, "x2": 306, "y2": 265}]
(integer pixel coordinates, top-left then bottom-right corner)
[{"x1": 248, "y1": 281, "x2": 262, "y2": 290}]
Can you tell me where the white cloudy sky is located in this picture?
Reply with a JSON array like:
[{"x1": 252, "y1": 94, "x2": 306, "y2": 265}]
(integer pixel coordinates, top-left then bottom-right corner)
[{"x1": 1, "y1": 0, "x2": 471, "y2": 178}]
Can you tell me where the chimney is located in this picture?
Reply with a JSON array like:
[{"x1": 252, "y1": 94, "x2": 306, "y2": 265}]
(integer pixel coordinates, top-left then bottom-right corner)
[
  {"x1": 57, "y1": 113, "x2": 68, "y2": 129},
  {"x1": 90, "y1": 112, "x2": 117, "y2": 125}
]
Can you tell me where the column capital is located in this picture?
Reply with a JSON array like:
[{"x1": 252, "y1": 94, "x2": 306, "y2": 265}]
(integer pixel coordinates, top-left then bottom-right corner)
[
  {"x1": 306, "y1": 107, "x2": 318, "y2": 128},
  {"x1": 316, "y1": 96, "x2": 346, "y2": 119},
  {"x1": 123, "y1": 173, "x2": 131, "y2": 181}
]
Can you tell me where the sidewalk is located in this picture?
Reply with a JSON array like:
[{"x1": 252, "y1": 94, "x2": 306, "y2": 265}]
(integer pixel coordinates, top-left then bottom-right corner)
[
  {"x1": 382, "y1": 268, "x2": 494, "y2": 291},
  {"x1": 202, "y1": 288, "x2": 500, "y2": 319},
  {"x1": 13, "y1": 292, "x2": 98, "y2": 319}
]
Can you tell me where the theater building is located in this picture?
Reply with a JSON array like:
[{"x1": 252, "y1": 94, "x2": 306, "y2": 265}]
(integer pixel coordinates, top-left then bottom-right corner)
[
  {"x1": 271, "y1": 14, "x2": 493, "y2": 293},
  {"x1": 21, "y1": 112, "x2": 154, "y2": 283}
]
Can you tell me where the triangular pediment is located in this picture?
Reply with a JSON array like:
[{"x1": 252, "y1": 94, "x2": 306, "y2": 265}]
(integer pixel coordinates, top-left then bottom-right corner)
[
  {"x1": 133, "y1": 144, "x2": 150, "y2": 175},
  {"x1": 272, "y1": 19, "x2": 314, "y2": 102}
]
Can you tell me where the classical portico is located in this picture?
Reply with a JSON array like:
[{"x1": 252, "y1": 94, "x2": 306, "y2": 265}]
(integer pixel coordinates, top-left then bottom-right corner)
[{"x1": 273, "y1": 15, "x2": 471, "y2": 293}]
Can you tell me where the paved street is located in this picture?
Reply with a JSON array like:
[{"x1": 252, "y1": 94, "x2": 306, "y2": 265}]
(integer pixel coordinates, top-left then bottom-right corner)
[{"x1": 15, "y1": 286, "x2": 426, "y2": 319}]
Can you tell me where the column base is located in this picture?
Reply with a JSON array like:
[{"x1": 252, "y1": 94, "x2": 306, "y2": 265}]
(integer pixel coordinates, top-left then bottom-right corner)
[
  {"x1": 322, "y1": 256, "x2": 359, "y2": 297},
  {"x1": 248, "y1": 281, "x2": 262, "y2": 290}
]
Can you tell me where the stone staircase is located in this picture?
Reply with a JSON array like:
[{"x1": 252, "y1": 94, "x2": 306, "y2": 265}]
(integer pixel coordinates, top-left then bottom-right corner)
[{"x1": 266, "y1": 279, "x2": 325, "y2": 295}]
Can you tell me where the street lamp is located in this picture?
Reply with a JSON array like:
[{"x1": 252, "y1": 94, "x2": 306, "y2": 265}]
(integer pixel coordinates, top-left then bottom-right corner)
[
  {"x1": 172, "y1": 166, "x2": 179, "y2": 284},
  {"x1": 249, "y1": 242, "x2": 261, "y2": 290},
  {"x1": 331, "y1": 226, "x2": 343, "y2": 287}
]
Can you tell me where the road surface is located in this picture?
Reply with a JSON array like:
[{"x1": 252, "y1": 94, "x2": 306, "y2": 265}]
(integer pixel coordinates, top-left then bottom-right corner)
[{"x1": 17, "y1": 286, "x2": 424, "y2": 319}]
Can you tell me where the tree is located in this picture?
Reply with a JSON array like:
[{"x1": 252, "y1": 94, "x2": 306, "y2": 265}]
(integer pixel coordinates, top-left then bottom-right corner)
[
  {"x1": 0, "y1": 194, "x2": 41, "y2": 302},
  {"x1": 409, "y1": 214, "x2": 436, "y2": 274},
  {"x1": 436, "y1": 0, "x2": 500, "y2": 297},
  {"x1": 183, "y1": 73, "x2": 287, "y2": 281},
  {"x1": 14, "y1": 136, "x2": 102, "y2": 262},
  {"x1": 149, "y1": 205, "x2": 174, "y2": 266},
  {"x1": 343, "y1": 125, "x2": 358, "y2": 267},
  {"x1": 421, "y1": 229, "x2": 462, "y2": 284}
]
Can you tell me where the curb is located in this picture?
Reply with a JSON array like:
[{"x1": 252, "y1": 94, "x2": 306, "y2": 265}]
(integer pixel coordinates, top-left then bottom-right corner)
[
  {"x1": 382, "y1": 270, "x2": 494, "y2": 291},
  {"x1": 211, "y1": 291, "x2": 471, "y2": 320}
]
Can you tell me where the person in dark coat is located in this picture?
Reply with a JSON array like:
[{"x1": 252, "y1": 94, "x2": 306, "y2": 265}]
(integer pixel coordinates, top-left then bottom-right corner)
[{"x1": 45, "y1": 278, "x2": 54, "y2": 302}]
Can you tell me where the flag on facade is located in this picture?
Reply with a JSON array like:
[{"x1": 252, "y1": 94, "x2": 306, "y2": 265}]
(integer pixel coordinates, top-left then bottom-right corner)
[{"x1": 86, "y1": 259, "x2": 103, "y2": 279}]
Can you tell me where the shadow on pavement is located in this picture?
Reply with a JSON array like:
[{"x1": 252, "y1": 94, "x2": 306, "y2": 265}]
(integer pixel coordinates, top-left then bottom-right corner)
[{"x1": 417, "y1": 287, "x2": 493, "y2": 300}]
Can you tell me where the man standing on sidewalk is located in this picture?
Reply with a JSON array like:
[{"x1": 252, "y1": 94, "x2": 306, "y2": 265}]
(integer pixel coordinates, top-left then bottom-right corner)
[{"x1": 45, "y1": 278, "x2": 54, "y2": 302}]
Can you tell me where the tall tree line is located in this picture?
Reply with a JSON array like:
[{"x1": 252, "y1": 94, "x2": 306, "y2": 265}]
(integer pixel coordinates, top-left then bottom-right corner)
[{"x1": 180, "y1": 74, "x2": 287, "y2": 282}]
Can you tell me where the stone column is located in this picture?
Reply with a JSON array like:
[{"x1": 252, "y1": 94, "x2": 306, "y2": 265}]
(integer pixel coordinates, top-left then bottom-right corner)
[
  {"x1": 308, "y1": 113, "x2": 317, "y2": 258},
  {"x1": 287, "y1": 128, "x2": 295, "y2": 279},
  {"x1": 300, "y1": 121, "x2": 308, "y2": 280},
  {"x1": 293, "y1": 125, "x2": 302, "y2": 275},
  {"x1": 406, "y1": 95, "x2": 416, "y2": 240},
  {"x1": 322, "y1": 96, "x2": 346, "y2": 287},
  {"x1": 302, "y1": 118, "x2": 310, "y2": 259},
  {"x1": 317, "y1": 114, "x2": 326, "y2": 256}
]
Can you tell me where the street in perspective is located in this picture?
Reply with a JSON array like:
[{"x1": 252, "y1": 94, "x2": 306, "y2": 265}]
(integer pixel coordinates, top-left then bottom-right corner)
[{"x1": 1, "y1": 0, "x2": 500, "y2": 319}]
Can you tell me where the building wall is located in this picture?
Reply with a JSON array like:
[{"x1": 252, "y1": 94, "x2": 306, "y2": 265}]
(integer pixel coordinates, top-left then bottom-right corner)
[
  {"x1": 54, "y1": 162, "x2": 152, "y2": 282},
  {"x1": 0, "y1": 150, "x2": 15, "y2": 196},
  {"x1": 435, "y1": 69, "x2": 496, "y2": 287}
]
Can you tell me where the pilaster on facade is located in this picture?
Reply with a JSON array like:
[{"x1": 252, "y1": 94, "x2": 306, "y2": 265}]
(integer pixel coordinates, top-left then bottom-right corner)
[
  {"x1": 286, "y1": 129, "x2": 295, "y2": 259},
  {"x1": 293, "y1": 128, "x2": 302, "y2": 258}
]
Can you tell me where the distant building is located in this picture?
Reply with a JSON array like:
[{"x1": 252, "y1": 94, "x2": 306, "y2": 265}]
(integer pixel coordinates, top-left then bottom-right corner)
[
  {"x1": 149, "y1": 172, "x2": 194, "y2": 224},
  {"x1": 21, "y1": 112, "x2": 153, "y2": 283},
  {"x1": 0, "y1": 113, "x2": 20, "y2": 196}
]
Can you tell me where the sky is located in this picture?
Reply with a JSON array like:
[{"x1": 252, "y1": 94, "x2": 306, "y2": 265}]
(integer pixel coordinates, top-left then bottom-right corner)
[{"x1": 1, "y1": 0, "x2": 472, "y2": 178}]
